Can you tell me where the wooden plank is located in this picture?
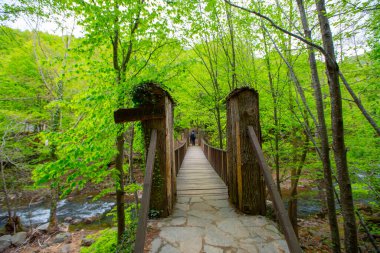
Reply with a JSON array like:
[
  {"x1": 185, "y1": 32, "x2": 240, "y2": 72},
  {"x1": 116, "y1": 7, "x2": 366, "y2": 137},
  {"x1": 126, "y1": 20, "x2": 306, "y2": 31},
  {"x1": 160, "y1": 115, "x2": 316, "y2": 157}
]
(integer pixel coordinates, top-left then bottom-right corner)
[
  {"x1": 114, "y1": 106, "x2": 165, "y2": 123},
  {"x1": 177, "y1": 185, "x2": 226, "y2": 189},
  {"x1": 177, "y1": 189, "x2": 228, "y2": 194},
  {"x1": 247, "y1": 126, "x2": 302, "y2": 253},
  {"x1": 178, "y1": 174, "x2": 217, "y2": 177},
  {"x1": 134, "y1": 129, "x2": 157, "y2": 253},
  {"x1": 176, "y1": 146, "x2": 228, "y2": 200},
  {"x1": 177, "y1": 179, "x2": 225, "y2": 183}
]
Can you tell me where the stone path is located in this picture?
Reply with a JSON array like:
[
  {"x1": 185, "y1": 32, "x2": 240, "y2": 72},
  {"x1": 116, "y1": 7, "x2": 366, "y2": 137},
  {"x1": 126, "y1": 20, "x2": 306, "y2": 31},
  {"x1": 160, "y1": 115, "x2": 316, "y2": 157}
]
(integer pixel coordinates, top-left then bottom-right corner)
[{"x1": 146, "y1": 146, "x2": 289, "y2": 253}]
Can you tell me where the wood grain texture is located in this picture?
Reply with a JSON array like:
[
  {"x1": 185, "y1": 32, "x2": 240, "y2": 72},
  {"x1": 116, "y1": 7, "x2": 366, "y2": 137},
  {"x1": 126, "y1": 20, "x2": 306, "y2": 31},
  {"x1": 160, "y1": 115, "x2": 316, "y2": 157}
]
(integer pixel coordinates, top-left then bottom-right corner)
[
  {"x1": 177, "y1": 146, "x2": 228, "y2": 199},
  {"x1": 140, "y1": 92, "x2": 174, "y2": 218},
  {"x1": 236, "y1": 121, "x2": 243, "y2": 210},
  {"x1": 113, "y1": 106, "x2": 165, "y2": 123},
  {"x1": 248, "y1": 126, "x2": 302, "y2": 253},
  {"x1": 134, "y1": 129, "x2": 157, "y2": 253},
  {"x1": 226, "y1": 88, "x2": 266, "y2": 214}
]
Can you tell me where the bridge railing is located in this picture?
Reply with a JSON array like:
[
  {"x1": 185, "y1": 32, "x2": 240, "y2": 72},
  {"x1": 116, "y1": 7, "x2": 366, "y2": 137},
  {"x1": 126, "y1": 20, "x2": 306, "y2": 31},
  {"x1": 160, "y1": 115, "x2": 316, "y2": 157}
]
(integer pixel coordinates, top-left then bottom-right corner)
[
  {"x1": 201, "y1": 130, "x2": 302, "y2": 253},
  {"x1": 247, "y1": 126, "x2": 302, "y2": 253},
  {"x1": 174, "y1": 135, "x2": 188, "y2": 175},
  {"x1": 200, "y1": 139, "x2": 227, "y2": 185},
  {"x1": 134, "y1": 129, "x2": 157, "y2": 253}
]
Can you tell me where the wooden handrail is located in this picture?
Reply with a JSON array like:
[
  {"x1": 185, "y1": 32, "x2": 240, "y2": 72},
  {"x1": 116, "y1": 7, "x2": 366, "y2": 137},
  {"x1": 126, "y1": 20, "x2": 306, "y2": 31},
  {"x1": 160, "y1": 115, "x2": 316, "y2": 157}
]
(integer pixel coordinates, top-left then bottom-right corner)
[
  {"x1": 174, "y1": 135, "x2": 188, "y2": 175},
  {"x1": 175, "y1": 140, "x2": 186, "y2": 151},
  {"x1": 134, "y1": 129, "x2": 157, "y2": 253},
  {"x1": 202, "y1": 139, "x2": 225, "y2": 152},
  {"x1": 201, "y1": 138, "x2": 228, "y2": 184},
  {"x1": 247, "y1": 126, "x2": 302, "y2": 253}
]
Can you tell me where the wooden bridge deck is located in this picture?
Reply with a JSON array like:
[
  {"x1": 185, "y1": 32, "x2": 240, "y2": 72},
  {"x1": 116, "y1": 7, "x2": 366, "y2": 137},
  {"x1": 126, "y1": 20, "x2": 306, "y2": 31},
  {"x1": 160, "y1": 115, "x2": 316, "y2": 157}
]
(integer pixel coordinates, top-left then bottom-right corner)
[
  {"x1": 177, "y1": 146, "x2": 227, "y2": 198},
  {"x1": 146, "y1": 146, "x2": 289, "y2": 253}
]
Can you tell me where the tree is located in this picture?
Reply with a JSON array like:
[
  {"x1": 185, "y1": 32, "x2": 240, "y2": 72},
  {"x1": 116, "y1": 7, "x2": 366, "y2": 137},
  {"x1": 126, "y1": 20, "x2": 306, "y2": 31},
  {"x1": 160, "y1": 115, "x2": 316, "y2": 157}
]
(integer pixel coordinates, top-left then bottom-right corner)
[
  {"x1": 296, "y1": 0, "x2": 341, "y2": 250},
  {"x1": 315, "y1": 0, "x2": 358, "y2": 251},
  {"x1": 65, "y1": 0, "x2": 173, "y2": 243}
]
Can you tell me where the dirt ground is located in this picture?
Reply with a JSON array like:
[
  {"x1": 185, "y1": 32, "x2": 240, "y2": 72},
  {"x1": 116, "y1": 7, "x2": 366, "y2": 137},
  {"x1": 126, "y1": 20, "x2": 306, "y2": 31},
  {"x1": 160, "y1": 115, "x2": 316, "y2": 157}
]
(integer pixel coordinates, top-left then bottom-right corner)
[{"x1": 4, "y1": 229, "x2": 96, "y2": 253}]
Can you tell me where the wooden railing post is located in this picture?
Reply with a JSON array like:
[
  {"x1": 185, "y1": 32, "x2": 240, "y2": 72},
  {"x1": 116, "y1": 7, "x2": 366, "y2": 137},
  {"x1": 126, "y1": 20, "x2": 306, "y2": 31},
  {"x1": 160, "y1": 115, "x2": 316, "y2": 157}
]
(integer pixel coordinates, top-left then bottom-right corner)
[
  {"x1": 185, "y1": 128, "x2": 189, "y2": 148},
  {"x1": 226, "y1": 88, "x2": 266, "y2": 215},
  {"x1": 134, "y1": 129, "x2": 157, "y2": 253}
]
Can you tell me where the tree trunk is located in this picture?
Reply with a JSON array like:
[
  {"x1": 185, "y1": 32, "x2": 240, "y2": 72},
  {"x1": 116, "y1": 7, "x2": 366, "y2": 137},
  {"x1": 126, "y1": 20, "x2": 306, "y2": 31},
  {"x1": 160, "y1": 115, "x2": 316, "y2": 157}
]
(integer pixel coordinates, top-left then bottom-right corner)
[
  {"x1": 225, "y1": 2, "x2": 237, "y2": 90},
  {"x1": 129, "y1": 123, "x2": 135, "y2": 183},
  {"x1": 115, "y1": 131, "x2": 125, "y2": 243},
  {"x1": 48, "y1": 81, "x2": 62, "y2": 233},
  {"x1": 338, "y1": 72, "x2": 380, "y2": 136},
  {"x1": 0, "y1": 160, "x2": 12, "y2": 219},
  {"x1": 296, "y1": 0, "x2": 341, "y2": 251},
  {"x1": 315, "y1": 1, "x2": 358, "y2": 252},
  {"x1": 48, "y1": 186, "x2": 59, "y2": 233}
]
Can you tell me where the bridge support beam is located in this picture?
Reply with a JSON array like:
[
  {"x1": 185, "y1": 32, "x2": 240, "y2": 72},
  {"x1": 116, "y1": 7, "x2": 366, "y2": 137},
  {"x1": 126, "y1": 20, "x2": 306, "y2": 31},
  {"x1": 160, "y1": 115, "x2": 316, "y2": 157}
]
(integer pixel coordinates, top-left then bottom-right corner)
[
  {"x1": 226, "y1": 87, "x2": 266, "y2": 215},
  {"x1": 128, "y1": 83, "x2": 175, "y2": 218}
]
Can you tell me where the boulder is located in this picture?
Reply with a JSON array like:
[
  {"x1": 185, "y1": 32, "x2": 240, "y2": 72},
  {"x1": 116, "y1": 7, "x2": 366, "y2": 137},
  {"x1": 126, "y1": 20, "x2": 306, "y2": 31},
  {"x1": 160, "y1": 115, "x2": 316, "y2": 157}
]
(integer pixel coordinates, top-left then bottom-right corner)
[
  {"x1": 36, "y1": 223, "x2": 49, "y2": 232},
  {"x1": 11, "y1": 231, "x2": 27, "y2": 246},
  {"x1": 0, "y1": 235, "x2": 11, "y2": 252},
  {"x1": 64, "y1": 217, "x2": 73, "y2": 223},
  {"x1": 60, "y1": 244, "x2": 72, "y2": 253},
  {"x1": 53, "y1": 232, "x2": 71, "y2": 244},
  {"x1": 41, "y1": 243, "x2": 50, "y2": 248},
  {"x1": 83, "y1": 216, "x2": 97, "y2": 224},
  {"x1": 81, "y1": 237, "x2": 94, "y2": 247},
  {"x1": 72, "y1": 219, "x2": 82, "y2": 225},
  {"x1": 59, "y1": 223, "x2": 70, "y2": 232}
]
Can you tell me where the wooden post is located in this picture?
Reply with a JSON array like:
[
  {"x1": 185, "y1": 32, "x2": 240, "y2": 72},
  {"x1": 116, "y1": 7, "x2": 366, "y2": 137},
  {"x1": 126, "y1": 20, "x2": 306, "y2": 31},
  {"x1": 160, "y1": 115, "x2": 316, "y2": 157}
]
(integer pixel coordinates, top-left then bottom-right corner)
[
  {"x1": 132, "y1": 83, "x2": 175, "y2": 218},
  {"x1": 226, "y1": 87, "x2": 266, "y2": 215},
  {"x1": 184, "y1": 129, "x2": 189, "y2": 148}
]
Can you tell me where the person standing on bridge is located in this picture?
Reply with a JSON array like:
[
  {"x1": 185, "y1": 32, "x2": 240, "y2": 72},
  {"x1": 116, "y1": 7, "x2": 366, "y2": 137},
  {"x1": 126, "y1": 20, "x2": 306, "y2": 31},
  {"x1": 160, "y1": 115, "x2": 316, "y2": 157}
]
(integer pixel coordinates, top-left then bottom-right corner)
[{"x1": 190, "y1": 130, "x2": 196, "y2": 146}]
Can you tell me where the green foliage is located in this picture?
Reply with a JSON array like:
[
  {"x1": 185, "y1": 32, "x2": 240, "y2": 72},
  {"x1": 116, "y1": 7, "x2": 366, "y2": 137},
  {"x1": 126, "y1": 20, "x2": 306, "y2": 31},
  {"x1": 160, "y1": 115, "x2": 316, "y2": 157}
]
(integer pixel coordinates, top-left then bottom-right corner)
[
  {"x1": 0, "y1": 1, "x2": 379, "y2": 250},
  {"x1": 87, "y1": 202, "x2": 138, "y2": 253},
  {"x1": 148, "y1": 209, "x2": 161, "y2": 219},
  {"x1": 125, "y1": 183, "x2": 142, "y2": 194},
  {"x1": 368, "y1": 1, "x2": 380, "y2": 62},
  {"x1": 80, "y1": 228, "x2": 117, "y2": 253}
]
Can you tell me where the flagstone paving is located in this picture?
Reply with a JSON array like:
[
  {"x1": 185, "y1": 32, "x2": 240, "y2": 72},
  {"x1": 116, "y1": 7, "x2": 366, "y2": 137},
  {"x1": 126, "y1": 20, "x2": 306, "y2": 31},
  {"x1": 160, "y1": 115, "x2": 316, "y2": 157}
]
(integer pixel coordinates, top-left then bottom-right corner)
[{"x1": 145, "y1": 146, "x2": 289, "y2": 253}]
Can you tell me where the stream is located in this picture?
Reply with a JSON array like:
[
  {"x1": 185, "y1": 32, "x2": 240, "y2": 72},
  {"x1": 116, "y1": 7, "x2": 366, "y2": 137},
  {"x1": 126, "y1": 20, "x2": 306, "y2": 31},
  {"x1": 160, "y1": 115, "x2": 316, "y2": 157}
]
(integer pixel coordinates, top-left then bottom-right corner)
[
  {"x1": 0, "y1": 198, "x2": 115, "y2": 228},
  {"x1": 283, "y1": 189, "x2": 322, "y2": 218},
  {"x1": 1, "y1": 189, "x2": 372, "y2": 229},
  {"x1": 0, "y1": 192, "x2": 322, "y2": 230}
]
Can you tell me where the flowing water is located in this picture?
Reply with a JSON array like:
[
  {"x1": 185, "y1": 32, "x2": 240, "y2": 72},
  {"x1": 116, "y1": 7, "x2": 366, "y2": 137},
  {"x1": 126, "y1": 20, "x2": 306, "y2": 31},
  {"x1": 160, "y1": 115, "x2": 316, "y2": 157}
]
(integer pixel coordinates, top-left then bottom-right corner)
[
  {"x1": 284, "y1": 192, "x2": 322, "y2": 218},
  {"x1": 2, "y1": 187, "x2": 370, "y2": 229},
  {"x1": 0, "y1": 198, "x2": 115, "y2": 228}
]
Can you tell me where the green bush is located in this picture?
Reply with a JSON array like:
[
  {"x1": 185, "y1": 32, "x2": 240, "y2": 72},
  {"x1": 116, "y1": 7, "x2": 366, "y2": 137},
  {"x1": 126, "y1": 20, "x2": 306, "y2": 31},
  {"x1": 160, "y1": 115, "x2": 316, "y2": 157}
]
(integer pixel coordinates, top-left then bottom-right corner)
[{"x1": 80, "y1": 229, "x2": 117, "y2": 253}]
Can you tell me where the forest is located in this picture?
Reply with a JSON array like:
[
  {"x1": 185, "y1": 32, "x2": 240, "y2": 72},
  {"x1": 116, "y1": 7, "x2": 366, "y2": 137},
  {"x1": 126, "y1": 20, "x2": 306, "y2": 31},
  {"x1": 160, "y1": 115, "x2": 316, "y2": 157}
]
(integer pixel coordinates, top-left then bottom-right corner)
[{"x1": 0, "y1": 0, "x2": 379, "y2": 252}]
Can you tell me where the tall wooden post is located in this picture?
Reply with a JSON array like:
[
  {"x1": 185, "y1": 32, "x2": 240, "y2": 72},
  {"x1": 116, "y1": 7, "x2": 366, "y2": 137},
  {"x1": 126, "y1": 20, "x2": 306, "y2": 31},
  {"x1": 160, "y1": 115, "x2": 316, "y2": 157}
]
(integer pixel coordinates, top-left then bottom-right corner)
[
  {"x1": 226, "y1": 87, "x2": 266, "y2": 215},
  {"x1": 184, "y1": 129, "x2": 189, "y2": 148},
  {"x1": 139, "y1": 85, "x2": 175, "y2": 217},
  {"x1": 115, "y1": 83, "x2": 175, "y2": 218}
]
